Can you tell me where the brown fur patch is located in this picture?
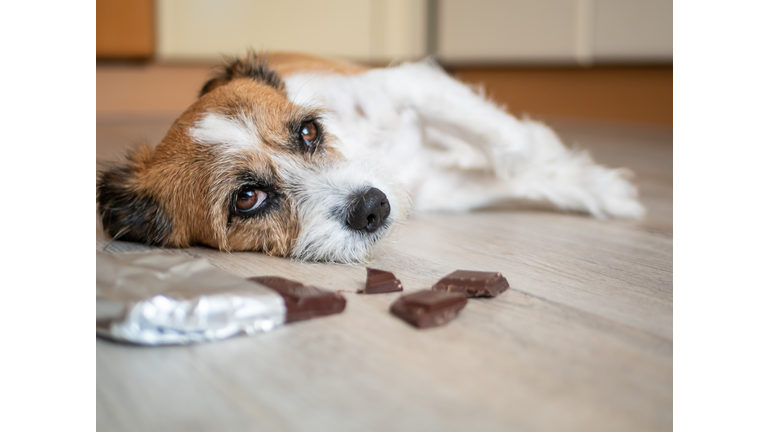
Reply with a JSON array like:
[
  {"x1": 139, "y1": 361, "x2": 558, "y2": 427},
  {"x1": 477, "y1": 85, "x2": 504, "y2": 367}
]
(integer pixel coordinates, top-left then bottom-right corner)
[
  {"x1": 97, "y1": 52, "x2": 356, "y2": 254},
  {"x1": 265, "y1": 51, "x2": 370, "y2": 77}
]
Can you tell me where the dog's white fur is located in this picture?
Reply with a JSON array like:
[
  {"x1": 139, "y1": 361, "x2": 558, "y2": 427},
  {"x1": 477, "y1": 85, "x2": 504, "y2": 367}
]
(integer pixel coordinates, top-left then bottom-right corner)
[
  {"x1": 284, "y1": 60, "x2": 644, "y2": 218},
  {"x1": 184, "y1": 59, "x2": 642, "y2": 263},
  {"x1": 286, "y1": 157, "x2": 409, "y2": 262}
]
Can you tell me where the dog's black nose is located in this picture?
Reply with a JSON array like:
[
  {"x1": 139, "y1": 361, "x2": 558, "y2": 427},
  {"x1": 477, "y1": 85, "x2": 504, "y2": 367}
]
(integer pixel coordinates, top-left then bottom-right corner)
[{"x1": 346, "y1": 188, "x2": 391, "y2": 233}]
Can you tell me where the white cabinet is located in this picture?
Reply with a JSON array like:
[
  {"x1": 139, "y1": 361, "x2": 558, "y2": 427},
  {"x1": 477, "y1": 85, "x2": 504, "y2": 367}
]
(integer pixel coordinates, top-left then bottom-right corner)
[
  {"x1": 155, "y1": 0, "x2": 671, "y2": 64},
  {"x1": 156, "y1": 0, "x2": 427, "y2": 63},
  {"x1": 593, "y1": 0, "x2": 673, "y2": 61},
  {"x1": 438, "y1": 0, "x2": 582, "y2": 63},
  {"x1": 437, "y1": 0, "x2": 672, "y2": 64}
]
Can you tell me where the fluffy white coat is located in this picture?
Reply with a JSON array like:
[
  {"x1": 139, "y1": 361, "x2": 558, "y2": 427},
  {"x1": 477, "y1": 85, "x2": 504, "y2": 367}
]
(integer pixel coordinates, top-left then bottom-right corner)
[{"x1": 284, "y1": 61, "x2": 644, "y2": 219}]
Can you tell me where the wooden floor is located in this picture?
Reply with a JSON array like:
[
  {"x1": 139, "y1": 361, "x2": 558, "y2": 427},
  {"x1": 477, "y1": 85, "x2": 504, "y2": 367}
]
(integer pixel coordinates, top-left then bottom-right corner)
[{"x1": 96, "y1": 113, "x2": 672, "y2": 432}]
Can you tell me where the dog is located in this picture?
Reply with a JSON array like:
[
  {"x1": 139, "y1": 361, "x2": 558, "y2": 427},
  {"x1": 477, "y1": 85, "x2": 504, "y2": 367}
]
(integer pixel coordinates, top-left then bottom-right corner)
[{"x1": 97, "y1": 52, "x2": 644, "y2": 263}]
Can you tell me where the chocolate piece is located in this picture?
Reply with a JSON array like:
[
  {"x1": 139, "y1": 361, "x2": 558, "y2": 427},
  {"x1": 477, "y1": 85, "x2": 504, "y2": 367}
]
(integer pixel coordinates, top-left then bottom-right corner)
[
  {"x1": 390, "y1": 290, "x2": 467, "y2": 329},
  {"x1": 432, "y1": 270, "x2": 509, "y2": 297},
  {"x1": 248, "y1": 276, "x2": 346, "y2": 322},
  {"x1": 360, "y1": 268, "x2": 403, "y2": 294}
]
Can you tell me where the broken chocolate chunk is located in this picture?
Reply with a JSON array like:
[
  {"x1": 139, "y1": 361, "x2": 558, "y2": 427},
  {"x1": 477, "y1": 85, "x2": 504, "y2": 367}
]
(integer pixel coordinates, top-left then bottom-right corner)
[
  {"x1": 390, "y1": 290, "x2": 467, "y2": 329},
  {"x1": 431, "y1": 270, "x2": 509, "y2": 297},
  {"x1": 360, "y1": 268, "x2": 403, "y2": 294},
  {"x1": 248, "y1": 276, "x2": 346, "y2": 322}
]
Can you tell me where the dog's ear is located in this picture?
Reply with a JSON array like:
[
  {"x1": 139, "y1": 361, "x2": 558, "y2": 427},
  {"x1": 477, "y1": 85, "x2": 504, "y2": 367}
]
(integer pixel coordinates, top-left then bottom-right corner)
[
  {"x1": 97, "y1": 146, "x2": 172, "y2": 246},
  {"x1": 199, "y1": 52, "x2": 285, "y2": 97}
]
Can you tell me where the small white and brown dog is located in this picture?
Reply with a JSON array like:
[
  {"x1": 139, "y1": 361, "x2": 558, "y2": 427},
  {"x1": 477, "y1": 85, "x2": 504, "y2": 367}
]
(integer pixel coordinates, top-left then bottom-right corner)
[{"x1": 97, "y1": 52, "x2": 644, "y2": 263}]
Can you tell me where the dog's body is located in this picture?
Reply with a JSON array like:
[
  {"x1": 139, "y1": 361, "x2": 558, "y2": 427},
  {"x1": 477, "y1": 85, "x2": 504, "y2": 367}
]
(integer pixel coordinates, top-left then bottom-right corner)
[{"x1": 97, "y1": 52, "x2": 643, "y2": 263}]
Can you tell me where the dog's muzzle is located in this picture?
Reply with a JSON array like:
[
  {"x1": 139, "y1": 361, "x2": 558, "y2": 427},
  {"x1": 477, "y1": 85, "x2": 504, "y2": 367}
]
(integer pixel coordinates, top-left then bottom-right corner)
[{"x1": 346, "y1": 187, "x2": 391, "y2": 233}]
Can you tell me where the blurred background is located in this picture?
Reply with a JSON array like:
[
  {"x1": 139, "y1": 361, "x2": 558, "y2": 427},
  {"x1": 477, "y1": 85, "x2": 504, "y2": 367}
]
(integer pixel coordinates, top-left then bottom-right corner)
[{"x1": 96, "y1": 0, "x2": 672, "y2": 126}]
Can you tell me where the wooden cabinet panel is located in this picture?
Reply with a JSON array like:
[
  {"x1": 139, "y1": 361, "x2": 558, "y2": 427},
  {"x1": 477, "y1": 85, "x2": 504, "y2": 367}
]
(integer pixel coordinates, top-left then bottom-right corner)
[
  {"x1": 96, "y1": 0, "x2": 154, "y2": 59},
  {"x1": 453, "y1": 65, "x2": 673, "y2": 125}
]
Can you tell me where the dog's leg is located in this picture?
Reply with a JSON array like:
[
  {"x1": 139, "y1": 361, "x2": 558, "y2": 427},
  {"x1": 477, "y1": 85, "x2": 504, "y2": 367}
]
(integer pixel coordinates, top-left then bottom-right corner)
[{"x1": 373, "y1": 62, "x2": 645, "y2": 219}]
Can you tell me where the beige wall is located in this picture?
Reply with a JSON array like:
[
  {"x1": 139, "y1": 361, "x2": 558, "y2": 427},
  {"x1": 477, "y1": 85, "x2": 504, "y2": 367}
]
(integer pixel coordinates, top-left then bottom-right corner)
[{"x1": 156, "y1": 0, "x2": 427, "y2": 63}]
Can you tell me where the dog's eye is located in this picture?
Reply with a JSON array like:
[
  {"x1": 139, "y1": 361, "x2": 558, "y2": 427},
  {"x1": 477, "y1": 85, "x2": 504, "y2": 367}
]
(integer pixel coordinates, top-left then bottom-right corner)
[
  {"x1": 300, "y1": 121, "x2": 317, "y2": 145},
  {"x1": 235, "y1": 187, "x2": 267, "y2": 212}
]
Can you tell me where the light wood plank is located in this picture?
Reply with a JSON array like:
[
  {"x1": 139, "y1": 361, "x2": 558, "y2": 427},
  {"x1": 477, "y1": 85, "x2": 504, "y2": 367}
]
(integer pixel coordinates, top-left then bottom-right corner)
[{"x1": 96, "y1": 116, "x2": 672, "y2": 432}]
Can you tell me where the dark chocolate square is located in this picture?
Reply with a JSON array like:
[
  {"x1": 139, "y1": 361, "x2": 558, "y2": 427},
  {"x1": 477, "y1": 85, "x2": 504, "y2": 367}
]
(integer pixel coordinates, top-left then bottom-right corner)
[
  {"x1": 360, "y1": 268, "x2": 403, "y2": 294},
  {"x1": 390, "y1": 290, "x2": 467, "y2": 329},
  {"x1": 431, "y1": 270, "x2": 509, "y2": 297},
  {"x1": 248, "y1": 276, "x2": 346, "y2": 322}
]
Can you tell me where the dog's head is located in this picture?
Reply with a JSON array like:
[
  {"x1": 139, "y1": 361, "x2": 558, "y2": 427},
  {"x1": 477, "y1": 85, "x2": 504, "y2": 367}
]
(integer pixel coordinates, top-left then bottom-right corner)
[{"x1": 97, "y1": 54, "x2": 407, "y2": 263}]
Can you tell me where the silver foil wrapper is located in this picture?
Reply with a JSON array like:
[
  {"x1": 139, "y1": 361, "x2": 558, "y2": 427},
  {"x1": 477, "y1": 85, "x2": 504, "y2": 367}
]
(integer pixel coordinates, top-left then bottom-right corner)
[{"x1": 97, "y1": 251, "x2": 286, "y2": 345}]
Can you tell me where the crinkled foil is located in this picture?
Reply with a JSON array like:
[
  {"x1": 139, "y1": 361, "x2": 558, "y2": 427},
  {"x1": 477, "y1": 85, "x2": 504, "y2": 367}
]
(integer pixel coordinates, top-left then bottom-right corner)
[{"x1": 96, "y1": 251, "x2": 286, "y2": 345}]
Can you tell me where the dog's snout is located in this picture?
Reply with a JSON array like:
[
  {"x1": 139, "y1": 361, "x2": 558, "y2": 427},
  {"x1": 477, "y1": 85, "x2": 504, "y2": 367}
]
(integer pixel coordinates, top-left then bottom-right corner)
[{"x1": 346, "y1": 188, "x2": 391, "y2": 233}]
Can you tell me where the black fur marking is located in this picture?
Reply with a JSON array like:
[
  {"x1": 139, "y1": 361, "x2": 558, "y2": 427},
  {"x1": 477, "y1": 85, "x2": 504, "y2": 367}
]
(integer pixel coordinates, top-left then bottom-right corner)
[
  {"x1": 97, "y1": 164, "x2": 172, "y2": 246},
  {"x1": 200, "y1": 52, "x2": 286, "y2": 97}
]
